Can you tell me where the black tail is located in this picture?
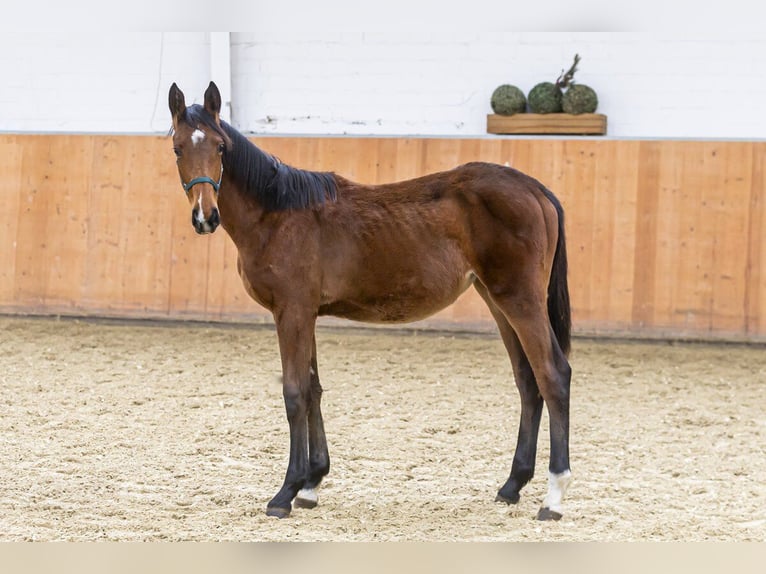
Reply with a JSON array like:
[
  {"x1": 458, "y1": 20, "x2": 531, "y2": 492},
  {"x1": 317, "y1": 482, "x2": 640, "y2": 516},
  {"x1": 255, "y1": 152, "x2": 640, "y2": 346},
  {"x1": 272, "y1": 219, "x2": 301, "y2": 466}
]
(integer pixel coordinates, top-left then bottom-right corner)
[{"x1": 542, "y1": 188, "x2": 571, "y2": 356}]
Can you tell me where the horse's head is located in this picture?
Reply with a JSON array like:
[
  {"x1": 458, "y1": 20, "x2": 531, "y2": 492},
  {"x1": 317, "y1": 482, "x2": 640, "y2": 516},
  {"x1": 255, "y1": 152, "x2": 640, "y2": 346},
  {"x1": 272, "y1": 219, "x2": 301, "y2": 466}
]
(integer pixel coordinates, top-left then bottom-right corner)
[{"x1": 168, "y1": 81, "x2": 230, "y2": 234}]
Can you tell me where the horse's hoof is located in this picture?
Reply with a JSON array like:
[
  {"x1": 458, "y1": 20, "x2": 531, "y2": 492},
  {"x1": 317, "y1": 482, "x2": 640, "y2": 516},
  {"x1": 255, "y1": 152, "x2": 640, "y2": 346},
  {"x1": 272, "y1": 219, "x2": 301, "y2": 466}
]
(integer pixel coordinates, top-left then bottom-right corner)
[
  {"x1": 536, "y1": 507, "x2": 563, "y2": 521},
  {"x1": 265, "y1": 506, "x2": 291, "y2": 519},
  {"x1": 294, "y1": 488, "x2": 319, "y2": 509},
  {"x1": 495, "y1": 492, "x2": 520, "y2": 505}
]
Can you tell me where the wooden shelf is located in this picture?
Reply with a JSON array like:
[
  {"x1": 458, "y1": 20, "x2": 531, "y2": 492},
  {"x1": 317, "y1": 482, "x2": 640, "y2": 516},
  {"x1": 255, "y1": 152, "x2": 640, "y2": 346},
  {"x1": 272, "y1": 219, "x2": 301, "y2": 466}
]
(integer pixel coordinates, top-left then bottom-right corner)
[{"x1": 487, "y1": 113, "x2": 607, "y2": 135}]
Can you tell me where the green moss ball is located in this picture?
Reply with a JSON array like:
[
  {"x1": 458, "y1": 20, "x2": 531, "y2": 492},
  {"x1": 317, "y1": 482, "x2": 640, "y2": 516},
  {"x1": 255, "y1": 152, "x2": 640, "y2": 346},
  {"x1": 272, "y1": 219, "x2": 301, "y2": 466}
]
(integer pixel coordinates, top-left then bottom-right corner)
[
  {"x1": 562, "y1": 84, "x2": 598, "y2": 114},
  {"x1": 527, "y1": 82, "x2": 563, "y2": 114},
  {"x1": 490, "y1": 84, "x2": 527, "y2": 115}
]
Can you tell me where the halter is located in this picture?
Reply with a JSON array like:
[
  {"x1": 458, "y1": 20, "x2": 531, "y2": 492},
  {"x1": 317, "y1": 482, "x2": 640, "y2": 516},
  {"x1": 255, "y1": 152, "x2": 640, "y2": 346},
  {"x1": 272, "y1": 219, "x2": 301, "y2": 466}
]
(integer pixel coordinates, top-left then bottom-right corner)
[{"x1": 181, "y1": 163, "x2": 224, "y2": 195}]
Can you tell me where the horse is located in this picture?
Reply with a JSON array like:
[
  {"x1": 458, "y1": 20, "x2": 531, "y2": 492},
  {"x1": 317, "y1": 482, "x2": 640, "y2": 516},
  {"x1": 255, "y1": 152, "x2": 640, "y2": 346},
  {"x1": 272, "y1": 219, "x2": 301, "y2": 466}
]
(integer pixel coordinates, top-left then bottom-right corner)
[{"x1": 168, "y1": 81, "x2": 573, "y2": 521}]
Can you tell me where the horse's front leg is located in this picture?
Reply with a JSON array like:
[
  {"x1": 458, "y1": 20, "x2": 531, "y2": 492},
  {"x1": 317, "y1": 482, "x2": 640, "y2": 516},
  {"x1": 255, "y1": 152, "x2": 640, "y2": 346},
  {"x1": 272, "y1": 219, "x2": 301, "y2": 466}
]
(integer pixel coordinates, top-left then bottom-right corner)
[
  {"x1": 266, "y1": 309, "x2": 316, "y2": 518},
  {"x1": 294, "y1": 335, "x2": 330, "y2": 509}
]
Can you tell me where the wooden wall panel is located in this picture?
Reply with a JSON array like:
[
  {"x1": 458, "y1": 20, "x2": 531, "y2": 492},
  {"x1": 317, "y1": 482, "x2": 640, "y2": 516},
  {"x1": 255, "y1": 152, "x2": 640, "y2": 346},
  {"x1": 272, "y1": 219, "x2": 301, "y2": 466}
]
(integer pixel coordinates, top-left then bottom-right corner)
[
  {"x1": 46, "y1": 137, "x2": 91, "y2": 310},
  {"x1": 13, "y1": 137, "x2": 52, "y2": 308},
  {"x1": 746, "y1": 143, "x2": 766, "y2": 337},
  {"x1": 119, "y1": 137, "x2": 176, "y2": 314},
  {"x1": 84, "y1": 136, "x2": 127, "y2": 310},
  {"x1": 0, "y1": 138, "x2": 22, "y2": 307},
  {"x1": 0, "y1": 134, "x2": 763, "y2": 342}
]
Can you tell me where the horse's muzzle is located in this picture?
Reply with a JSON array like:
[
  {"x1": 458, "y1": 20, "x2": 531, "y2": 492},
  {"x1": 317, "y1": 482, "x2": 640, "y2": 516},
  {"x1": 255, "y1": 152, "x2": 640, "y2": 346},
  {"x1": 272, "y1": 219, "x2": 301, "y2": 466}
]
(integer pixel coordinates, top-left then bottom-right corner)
[{"x1": 192, "y1": 207, "x2": 220, "y2": 234}]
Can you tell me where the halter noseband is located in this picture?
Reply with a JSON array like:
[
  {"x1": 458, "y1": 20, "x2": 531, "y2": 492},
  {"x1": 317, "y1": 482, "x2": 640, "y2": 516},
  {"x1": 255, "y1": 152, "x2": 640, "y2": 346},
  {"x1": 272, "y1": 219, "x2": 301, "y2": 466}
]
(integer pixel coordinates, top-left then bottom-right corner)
[{"x1": 181, "y1": 164, "x2": 224, "y2": 195}]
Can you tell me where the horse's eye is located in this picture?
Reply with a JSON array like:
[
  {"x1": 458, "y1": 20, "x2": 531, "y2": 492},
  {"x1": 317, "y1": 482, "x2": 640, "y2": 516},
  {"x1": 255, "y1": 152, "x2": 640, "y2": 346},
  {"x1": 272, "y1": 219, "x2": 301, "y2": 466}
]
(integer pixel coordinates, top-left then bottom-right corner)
[
  {"x1": 217, "y1": 143, "x2": 225, "y2": 154},
  {"x1": 173, "y1": 147, "x2": 182, "y2": 158}
]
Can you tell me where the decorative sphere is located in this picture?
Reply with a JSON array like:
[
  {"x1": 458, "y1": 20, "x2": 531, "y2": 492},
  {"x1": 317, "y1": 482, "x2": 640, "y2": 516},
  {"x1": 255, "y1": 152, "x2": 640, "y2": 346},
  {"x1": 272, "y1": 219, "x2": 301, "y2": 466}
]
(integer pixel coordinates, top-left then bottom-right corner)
[
  {"x1": 562, "y1": 84, "x2": 599, "y2": 114},
  {"x1": 490, "y1": 84, "x2": 527, "y2": 115},
  {"x1": 527, "y1": 82, "x2": 563, "y2": 114}
]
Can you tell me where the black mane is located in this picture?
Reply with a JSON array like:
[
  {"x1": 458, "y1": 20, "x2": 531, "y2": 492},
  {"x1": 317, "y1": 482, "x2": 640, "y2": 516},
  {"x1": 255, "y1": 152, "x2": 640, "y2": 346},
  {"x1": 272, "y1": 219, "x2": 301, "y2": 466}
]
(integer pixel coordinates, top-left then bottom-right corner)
[{"x1": 179, "y1": 104, "x2": 337, "y2": 211}]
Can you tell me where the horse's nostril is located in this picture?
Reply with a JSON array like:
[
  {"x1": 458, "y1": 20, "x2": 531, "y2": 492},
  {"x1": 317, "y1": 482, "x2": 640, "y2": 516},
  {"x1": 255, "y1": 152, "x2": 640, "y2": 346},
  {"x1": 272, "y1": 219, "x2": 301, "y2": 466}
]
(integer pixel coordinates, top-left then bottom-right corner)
[{"x1": 191, "y1": 207, "x2": 219, "y2": 234}]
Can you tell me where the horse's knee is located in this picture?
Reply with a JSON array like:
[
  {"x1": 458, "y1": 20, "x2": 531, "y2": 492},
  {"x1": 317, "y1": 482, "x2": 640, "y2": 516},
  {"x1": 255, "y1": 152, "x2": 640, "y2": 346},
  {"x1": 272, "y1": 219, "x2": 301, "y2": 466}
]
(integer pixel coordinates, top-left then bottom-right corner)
[{"x1": 283, "y1": 385, "x2": 308, "y2": 419}]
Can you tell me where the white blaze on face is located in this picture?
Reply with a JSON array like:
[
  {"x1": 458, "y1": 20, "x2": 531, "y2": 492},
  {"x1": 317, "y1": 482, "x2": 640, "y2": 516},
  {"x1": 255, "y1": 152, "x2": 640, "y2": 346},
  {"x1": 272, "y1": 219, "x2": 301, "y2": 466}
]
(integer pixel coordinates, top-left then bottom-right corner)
[
  {"x1": 542, "y1": 470, "x2": 572, "y2": 514},
  {"x1": 196, "y1": 193, "x2": 206, "y2": 224},
  {"x1": 191, "y1": 129, "x2": 205, "y2": 147}
]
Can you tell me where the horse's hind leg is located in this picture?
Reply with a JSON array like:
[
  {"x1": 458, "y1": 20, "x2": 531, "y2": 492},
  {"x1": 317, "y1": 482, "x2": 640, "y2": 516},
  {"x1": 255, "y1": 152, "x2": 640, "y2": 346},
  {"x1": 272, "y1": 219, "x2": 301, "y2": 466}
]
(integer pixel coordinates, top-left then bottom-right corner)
[
  {"x1": 512, "y1": 311, "x2": 571, "y2": 520},
  {"x1": 475, "y1": 282, "x2": 544, "y2": 505},
  {"x1": 294, "y1": 335, "x2": 330, "y2": 509},
  {"x1": 478, "y1": 282, "x2": 572, "y2": 520}
]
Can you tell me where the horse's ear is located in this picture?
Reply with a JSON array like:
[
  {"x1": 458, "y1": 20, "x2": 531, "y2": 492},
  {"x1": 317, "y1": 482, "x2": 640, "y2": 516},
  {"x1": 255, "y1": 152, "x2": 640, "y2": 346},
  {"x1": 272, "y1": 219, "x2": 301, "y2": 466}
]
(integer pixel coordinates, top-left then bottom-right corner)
[
  {"x1": 204, "y1": 81, "x2": 222, "y2": 123},
  {"x1": 168, "y1": 83, "x2": 186, "y2": 126}
]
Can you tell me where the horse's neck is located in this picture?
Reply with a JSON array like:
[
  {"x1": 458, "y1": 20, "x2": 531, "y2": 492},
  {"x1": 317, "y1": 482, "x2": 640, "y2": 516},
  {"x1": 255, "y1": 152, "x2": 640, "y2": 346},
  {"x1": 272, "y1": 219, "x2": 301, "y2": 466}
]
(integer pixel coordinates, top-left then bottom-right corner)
[{"x1": 217, "y1": 178, "x2": 266, "y2": 243}]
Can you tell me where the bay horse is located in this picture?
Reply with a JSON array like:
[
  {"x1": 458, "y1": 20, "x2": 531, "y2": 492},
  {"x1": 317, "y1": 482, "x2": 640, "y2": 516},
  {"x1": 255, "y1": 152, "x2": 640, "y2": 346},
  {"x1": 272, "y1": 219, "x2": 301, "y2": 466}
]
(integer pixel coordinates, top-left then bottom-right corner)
[{"x1": 168, "y1": 82, "x2": 573, "y2": 521}]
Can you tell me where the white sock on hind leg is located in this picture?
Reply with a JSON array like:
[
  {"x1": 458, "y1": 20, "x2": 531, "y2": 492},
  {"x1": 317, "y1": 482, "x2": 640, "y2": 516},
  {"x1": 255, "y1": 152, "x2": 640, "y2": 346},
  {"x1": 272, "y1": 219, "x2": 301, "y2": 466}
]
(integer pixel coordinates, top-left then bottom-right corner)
[
  {"x1": 296, "y1": 488, "x2": 318, "y2": 504},
  {"x1": 542, "y1": 470, "x2": 572, "y2": 514}
]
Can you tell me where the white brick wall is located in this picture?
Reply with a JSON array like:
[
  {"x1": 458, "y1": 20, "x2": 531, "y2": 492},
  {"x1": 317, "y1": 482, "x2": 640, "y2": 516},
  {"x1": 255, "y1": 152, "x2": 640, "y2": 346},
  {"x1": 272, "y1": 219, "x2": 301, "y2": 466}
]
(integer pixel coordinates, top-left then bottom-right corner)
[
  {"x1": 232, "y1": 29, "x2": 766, "y2": 138},
  {"x1": 1, "y1": 32, "x2": 211, "y2": 133},
  {"x1": 2, "y1": 27, "x2": 765, "y2": 139}
]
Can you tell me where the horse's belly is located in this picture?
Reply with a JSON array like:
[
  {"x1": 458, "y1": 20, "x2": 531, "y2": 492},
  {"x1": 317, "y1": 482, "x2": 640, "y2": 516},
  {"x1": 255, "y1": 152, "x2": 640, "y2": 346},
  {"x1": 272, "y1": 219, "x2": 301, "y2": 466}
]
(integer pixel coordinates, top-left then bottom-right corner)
[{"x1": 320, "y1": 270, "x2": 476, "y2": 323}]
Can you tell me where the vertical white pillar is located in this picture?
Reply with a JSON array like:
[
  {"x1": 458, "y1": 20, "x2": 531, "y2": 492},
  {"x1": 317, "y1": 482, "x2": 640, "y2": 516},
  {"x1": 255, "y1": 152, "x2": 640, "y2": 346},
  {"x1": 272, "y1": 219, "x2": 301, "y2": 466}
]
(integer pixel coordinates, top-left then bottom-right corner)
[{"x1": 209, "y1": 32, "x2": 232, "y2": 124}]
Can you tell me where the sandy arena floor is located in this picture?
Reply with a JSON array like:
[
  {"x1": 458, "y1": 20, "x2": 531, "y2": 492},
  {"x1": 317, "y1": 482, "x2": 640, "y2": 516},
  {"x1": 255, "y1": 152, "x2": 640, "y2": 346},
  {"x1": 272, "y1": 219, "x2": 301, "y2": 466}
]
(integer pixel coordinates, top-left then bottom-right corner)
[{"x1": 0, "y1": 316, "x2": 763, "y2": 541}]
